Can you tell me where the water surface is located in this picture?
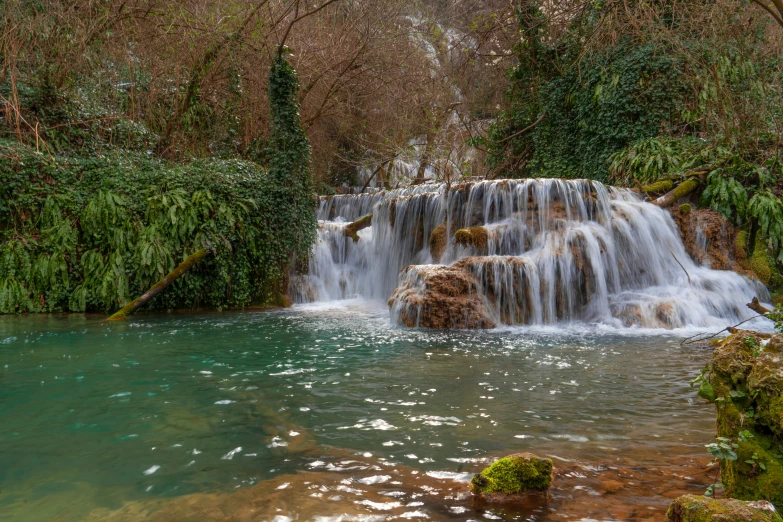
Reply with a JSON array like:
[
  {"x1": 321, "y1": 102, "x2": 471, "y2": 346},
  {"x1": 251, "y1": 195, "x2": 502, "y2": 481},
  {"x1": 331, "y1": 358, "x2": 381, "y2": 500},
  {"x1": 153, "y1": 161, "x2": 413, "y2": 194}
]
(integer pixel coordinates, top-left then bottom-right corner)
[{"x1": 1, "y1": 303, "x2": 717, "y2": 521}]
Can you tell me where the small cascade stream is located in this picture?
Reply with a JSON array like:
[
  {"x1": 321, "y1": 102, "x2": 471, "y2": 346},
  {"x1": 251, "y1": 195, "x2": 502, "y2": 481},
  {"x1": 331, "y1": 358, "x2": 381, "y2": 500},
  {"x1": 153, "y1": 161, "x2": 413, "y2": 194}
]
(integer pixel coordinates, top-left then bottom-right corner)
[{"x1": 290, "y1": 179, "x2": 768, "y2": 329}]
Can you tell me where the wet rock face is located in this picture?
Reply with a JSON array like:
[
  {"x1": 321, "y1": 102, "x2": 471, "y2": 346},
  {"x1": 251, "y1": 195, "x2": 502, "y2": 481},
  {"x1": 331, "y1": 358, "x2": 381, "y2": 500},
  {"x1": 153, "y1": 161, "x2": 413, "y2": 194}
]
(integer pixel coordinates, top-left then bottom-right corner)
[
  {"x1": 709, "y1": 332, "x2": 783, "y2": 510},
  {"x1": 470, "y1": 453, "x2": 553, "y2": 503},
  {"x1": 388, "y1": 233, "x2": 602, "y2": 328},
  {"x1": 388, "y1": 265, "x2": 495, "y2": 329},
  {"x1": 672, "y1": 208, "x2": 744, "y2": 272},
  {"x1": 666, "y1": 495, "x2": 783, "y2": 522}
]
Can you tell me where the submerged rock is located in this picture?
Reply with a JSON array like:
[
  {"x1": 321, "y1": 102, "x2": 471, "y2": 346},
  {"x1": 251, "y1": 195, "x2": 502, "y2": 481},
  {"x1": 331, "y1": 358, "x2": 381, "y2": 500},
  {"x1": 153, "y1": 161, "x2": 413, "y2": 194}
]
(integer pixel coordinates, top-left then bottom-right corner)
[
  {"x1": 470, "y1": 453, "x2": 553, "y2": 502},
  {"x1": 665, "y1": 495, "x2": 782, "y2": 522},
  {"x1": 707, "y1": 332, "x2": 783, "y2": 510}
]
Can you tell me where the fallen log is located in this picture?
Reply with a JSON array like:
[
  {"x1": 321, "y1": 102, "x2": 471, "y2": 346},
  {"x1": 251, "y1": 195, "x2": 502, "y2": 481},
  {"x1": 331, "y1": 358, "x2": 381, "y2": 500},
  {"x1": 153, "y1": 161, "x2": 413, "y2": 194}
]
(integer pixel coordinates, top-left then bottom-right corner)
[
  {"x1": 638, "y1": 179, "x2": 674, "y2": 195},
  {"x1": 344, "y1": 214, "x2": 372, "y2": 242},
  {"x1": 106, "y1": 248, "x2": 209, "y2": 321},
  {"x1": 654, "y1": 178, "x2": 700, "y2": 207},
  {"x1": 747, "y1": 296, "x2": 772, "y2": 316}
]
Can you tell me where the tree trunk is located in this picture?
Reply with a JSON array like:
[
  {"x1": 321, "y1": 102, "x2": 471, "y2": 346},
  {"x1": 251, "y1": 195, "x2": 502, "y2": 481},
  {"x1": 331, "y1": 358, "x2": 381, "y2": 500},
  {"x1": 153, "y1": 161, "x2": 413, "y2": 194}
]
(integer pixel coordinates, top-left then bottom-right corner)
[
  {"x1": 344, "y1": 214, "x2": 372, "y2": 242},
  {"x1": 106, "y1": 249, "x2": 209, "y2": 321},
  {"x1": 637, "y1": 179, "x2": 673, "y2": 195},
  {"x1": 654, "y1": 178, "x2": 700, "y2": 207},
  {"x1": 747, "y1": 297, "x2": 772, "y2": 316},
  {"x1": 414, "y1": 131, "x2": 433, "y2": 185},
  {"x1": 379, "y1": 159, "x2": 393, "y2": 190}
]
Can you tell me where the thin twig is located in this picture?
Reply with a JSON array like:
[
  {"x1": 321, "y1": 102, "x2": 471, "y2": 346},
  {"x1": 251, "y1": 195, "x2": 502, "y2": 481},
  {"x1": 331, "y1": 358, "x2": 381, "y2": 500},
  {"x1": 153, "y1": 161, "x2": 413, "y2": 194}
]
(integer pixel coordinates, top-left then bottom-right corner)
[
  {"x1": 669, "y1": 249, "x2": 691, "y2": 284},
  {"x1": 680, "y1": 313, "x2": 769, "y2": 347},
  {"x1": 496, "y1": 112, "x2": 546, "y2": 144}
]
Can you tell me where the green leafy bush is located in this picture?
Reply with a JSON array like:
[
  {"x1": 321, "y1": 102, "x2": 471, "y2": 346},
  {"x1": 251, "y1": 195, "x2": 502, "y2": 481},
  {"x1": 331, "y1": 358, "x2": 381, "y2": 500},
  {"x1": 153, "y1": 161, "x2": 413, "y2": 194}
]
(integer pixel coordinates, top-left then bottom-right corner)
[{"x1": 0, "y1": 53, "x2": 316, "y2": 314}]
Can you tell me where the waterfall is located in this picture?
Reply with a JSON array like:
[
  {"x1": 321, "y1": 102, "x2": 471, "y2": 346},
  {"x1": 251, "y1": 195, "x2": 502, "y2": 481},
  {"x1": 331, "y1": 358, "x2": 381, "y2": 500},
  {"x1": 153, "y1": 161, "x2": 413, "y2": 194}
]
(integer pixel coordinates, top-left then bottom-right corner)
[{"x1": 289, "y1": 179, "x2": 769, "y2": 329}]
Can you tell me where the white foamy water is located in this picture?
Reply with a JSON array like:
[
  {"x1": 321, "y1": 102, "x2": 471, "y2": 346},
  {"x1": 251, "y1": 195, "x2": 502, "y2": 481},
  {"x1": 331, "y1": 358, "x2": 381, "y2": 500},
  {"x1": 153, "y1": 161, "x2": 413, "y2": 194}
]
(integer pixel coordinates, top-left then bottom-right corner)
[{"x1": 291, "y1": 179, "x2": 769, "y2": 330}]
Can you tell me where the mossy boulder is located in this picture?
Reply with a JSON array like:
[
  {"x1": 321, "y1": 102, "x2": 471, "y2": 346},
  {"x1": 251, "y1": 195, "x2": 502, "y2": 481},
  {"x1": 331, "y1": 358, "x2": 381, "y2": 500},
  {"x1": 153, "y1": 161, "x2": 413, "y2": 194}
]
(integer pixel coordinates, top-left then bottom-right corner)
[
  {"x1": 455, "y1": 226, "x2": 489, "y2": 252},
  {"x1": 666, "y1": 495, "x2": 782, "y2": 522},
  {"x1": 470, "y1": 453, "x2": 553, "y2": 502},
  {"x1": 707, "y1": 332, "x2": 783, "y2": 510},
  {"x1": 679, "y1": 203, "x2": 692, "y2": 215},
  {"x1": 429, "y1": 222, "x2": 447, "y2": 263}
]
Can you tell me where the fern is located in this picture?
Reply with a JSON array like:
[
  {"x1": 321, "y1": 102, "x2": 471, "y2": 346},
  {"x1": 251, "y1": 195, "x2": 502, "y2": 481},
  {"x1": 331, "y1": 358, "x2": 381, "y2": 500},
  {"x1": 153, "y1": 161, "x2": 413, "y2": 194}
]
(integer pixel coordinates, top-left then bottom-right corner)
[
  {"x1": 608, "y1": 137, "x2": 686, "y2": 185},
  {"x1": 749, "y1": 190, "x2": 783, "y2": 263},
  {"x1": 700, "y1": 170, "x2": 749, "y2": 225}
]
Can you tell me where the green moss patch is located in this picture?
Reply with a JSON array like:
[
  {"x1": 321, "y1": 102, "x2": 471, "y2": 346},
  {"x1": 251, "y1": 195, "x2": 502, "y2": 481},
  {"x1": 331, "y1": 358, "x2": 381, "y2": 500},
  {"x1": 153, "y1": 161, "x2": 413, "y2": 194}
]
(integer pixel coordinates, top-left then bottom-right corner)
[
  {"x1": 708, "y1": 332, "x2": 783, "y2": 510},
  {"x1": 643, "y1": 179, "x2": 674, "y2": 194},
  {"x1": 750, "y1": 240, "x2": 773, "y2": 284},
  {"x1": 470, "y1": 453, "x2": 553, "y2": 497},
  {"x1": 735, "y1": 230, "x2": 750, "y2": 270},
  {"x1": 666, "y1": 494, "x2": 782, "y2": 522},
  {"x1": 454, "y1": 226, "x2": 489, "y2": 251},
  {"x1": 428, "y1": 222, "x2": 448, "y2": 263}
]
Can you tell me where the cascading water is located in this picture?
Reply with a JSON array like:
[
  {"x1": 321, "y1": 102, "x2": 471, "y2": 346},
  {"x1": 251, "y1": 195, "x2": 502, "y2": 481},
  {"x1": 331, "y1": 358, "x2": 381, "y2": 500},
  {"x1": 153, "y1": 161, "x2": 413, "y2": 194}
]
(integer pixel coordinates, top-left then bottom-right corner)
[{"x1": 289, "y1": 179, "x2": 769, "y2": 329}]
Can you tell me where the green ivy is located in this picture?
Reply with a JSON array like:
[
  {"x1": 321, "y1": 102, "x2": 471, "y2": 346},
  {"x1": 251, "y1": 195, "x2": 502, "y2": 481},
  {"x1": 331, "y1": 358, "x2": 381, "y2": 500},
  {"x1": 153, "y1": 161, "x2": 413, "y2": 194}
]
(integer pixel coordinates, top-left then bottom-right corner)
[
  {"x1": 483, "y1": 1, "x2": 687, "y2": 181},
  {"x1": 0, "y1": 53, "x2": 316, "y2": 314}
]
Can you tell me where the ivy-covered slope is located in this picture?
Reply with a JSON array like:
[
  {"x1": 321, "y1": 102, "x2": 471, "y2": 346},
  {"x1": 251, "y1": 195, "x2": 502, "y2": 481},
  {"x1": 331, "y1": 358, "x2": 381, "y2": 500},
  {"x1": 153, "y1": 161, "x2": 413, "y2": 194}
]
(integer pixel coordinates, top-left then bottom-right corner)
[
  {"x1": 486, "y1": 3, "x2": 783, "y2": 295},
  {"x1": 0, "y1": 53, "x2": 316, "y2": 315}
]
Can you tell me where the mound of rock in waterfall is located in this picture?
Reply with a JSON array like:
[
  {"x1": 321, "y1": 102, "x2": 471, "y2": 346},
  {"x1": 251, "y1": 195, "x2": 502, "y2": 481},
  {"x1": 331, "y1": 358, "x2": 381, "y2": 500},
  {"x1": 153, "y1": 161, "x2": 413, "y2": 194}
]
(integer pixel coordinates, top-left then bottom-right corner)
[
  {"x1": 701, "y1": 331, "x2": 783, "y2": 510},
  {"x1": 388, "y1": 265, "x2": 495, "y2": 329},
  {"x1": 388, "y1": 246, "x2": 709, "y2": 329}
]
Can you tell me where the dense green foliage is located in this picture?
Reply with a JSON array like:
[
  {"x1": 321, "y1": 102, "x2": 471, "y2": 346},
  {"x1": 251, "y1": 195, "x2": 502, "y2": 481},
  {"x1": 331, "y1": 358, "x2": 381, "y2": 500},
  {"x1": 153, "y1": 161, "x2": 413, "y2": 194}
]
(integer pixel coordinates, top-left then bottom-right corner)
[
  {"x1": 484, "y1": 4, "x2": 686, "y2": 180},
  {"x1": 487, "y1": 1, "x2": 783, "y2": 290},
  {"x1": 0, "y1": 53, "x2": 316, "y2": 314},
  {"x1": 612, "y1": 136, "x2": 783, "y2": 267}
]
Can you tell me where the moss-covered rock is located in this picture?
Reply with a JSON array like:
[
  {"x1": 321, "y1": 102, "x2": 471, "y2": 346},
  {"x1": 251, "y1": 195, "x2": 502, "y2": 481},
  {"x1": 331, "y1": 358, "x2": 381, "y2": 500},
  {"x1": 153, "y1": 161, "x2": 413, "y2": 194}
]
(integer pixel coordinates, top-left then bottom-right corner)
[
  {"x1": 665, "y1": 494, "x2": 782, "y2": 522},
  {"x1": 455, "y1": 226, "x2": 489, "y2": 251},
  {"x1": 751, "y1": 239, "x2": 773, "y2": 285},
  {"x1": 679, "y1": 203, "x2": 692, "y2": 215},
  {"x1": 707, "y1": 332, "x2": 783, "y2": 510},
  {"x1": 429, "y1": 222, "x2": 447, "y2": 263},
  {"x1": 470, "y1": 453, "x2": 553, "y2": 502}
]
